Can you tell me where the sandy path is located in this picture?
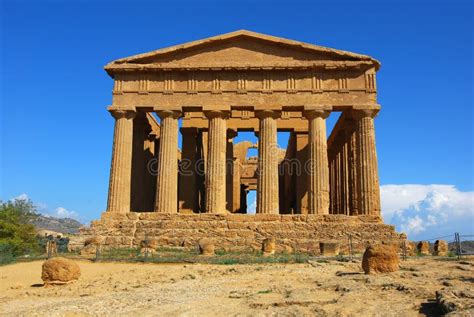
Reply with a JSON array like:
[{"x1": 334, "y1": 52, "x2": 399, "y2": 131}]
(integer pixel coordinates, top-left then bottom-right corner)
[{"x1": 0, "y1": 258, "x2": 472, "y2": 316}]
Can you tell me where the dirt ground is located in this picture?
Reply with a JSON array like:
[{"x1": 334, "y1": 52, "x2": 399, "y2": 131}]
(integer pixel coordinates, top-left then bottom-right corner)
[{"x1": 0, "y1": 257, "x2": 472, "y2": 316}]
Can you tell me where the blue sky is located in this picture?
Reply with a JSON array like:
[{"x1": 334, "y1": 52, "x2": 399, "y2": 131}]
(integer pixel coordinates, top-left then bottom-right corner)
[{"x1": 1, "y1": 0, "x2": 473, "y2": 241}]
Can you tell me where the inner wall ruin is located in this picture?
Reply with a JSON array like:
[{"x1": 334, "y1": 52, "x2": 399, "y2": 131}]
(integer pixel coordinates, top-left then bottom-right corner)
[{"x1": 81, "y1": 30, "x2": 403, "y2": 253}]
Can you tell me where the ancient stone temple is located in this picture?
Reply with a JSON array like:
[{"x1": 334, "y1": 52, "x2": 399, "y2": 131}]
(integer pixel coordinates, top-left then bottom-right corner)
[{"x1": 83, "y1": 30, "x2": 402, "y2": 253}]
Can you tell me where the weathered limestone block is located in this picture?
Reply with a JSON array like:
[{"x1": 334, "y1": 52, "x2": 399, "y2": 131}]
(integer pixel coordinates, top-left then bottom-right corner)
[
  {"x1": 84, "y1": 236, "x2": 101, "y2": 246},
  {"x1": 42, "y1": 257, "x2": 81, "y2": 285},
  {"x1": 417, "y1": 241, "x2": 430, "y2": 255},
  {"x1": 434, "y1": 240, "x2": 449, "y2": 256},
  {"x1": 84, "y1": 213, "x2": 403, "y2": 253},
  {"x1": 319, "y1": 242, "x2": 340, "y2": 256},
  {"x1": 362, "y1": 244, "x2": 399, "y2": 274},
  {"x1": 198, "y1": 238, "x2": 215, "y2": 256},
  {"x1": 262, "y1": 237, "x2": 276, "y2": 256},
  {"x1": 405, "y1": 241, "x2": 417, "y2": 256}
]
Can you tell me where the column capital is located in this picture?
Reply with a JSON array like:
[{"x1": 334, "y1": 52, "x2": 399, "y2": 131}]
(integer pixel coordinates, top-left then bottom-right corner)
[
  {"x1": 351, "y1": 109, "x2": 379, "y2": 120},
  {"x1": 303, "y1": 109, "x2": 330, "y2": 120},
  {"x1": 204, "y1": 110, "x2": 230, "y2": 119},
  {"x1": 255, "y1": 110, "x2": 280, "y2": 119},
  {"x1": 156, "y1": 110, "x2": 181, "y2": 120},
  {"x1": 109, "y1": 109, "x2": 136, "y2": 120}
]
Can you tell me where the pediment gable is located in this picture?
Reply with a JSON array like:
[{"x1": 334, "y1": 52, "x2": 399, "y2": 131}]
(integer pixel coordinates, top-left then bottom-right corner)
[{"x1": 105, "y1": 30, "x2": 379, "y2": 73}]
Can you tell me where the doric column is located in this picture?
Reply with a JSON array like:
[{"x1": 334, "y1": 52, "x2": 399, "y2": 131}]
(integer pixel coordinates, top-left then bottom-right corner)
[
  {"x1": 304, "y1": 110, "x2": 330, "y2": 214},
  {"x1": 354, "y1": 109, "x2": 381, "y2": 216},
  {"x1": 348, "y1": 128, "x2": 359, "y2": 215},
  {"x1": 256, "y1": 110, "x2": 280, "y2": 214},
  {"x1": 226, "y1": 129, "x2": 238, "y2": 212},
  {"x1": 328, "y1": 149, "x2": 335, "y2": 214},
  {"x1": 107, "y1": 109, "x2": 136, "y2": 213},
  {"x1": 205, "y1": 111, "x2": 229, "y2": 214},
  {"x1": 232, "y1": 158, "x2": 242, "y2": 212},
  {"x1": 335, "y1": 150, "x2": 341, "y2": 213},
  {"x1": 341, "y1": 137, "x2": 351, "y2": 215},
  {"x1": 154, "y1": 110, "x2": 181, "y2": 213}
]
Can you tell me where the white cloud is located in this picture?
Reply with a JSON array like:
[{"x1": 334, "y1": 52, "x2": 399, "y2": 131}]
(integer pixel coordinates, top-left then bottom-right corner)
[
  {"x1": 7, "y1": 193, "x2": 80, "y2": 220},
  {"x1": 400, "y1": 215, "x2": 425, "y2": 235},
  {"x1": 52, "y1": 207, "x2": 79, "y2": 219},
  {"x1": 381, "y1": 184, "x2": 474, "y2": 240},
  {"x1": 11, "y1": 193, "x2": 29, "y2": 201}
]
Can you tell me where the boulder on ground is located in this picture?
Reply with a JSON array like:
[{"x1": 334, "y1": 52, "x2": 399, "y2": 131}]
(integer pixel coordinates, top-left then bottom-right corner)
[
  {"x1": 198, "y1": 238, "x2": 215, "y2": 256},
  {"x1": 362, "y1": 244, "x2": 399, "y2": 274},
  {"x1": 434, "y1": 240, "x2": 449, "y2": 256},
  {"x1": 262, "y1": 237, "x2": 276, "y2": 256},
  {"x1": 319, "y1": 242, "x2": 340, "y2": 256},
  {"x1": 417, "y1": 241, "x2": 430, "y2": 255},
  {"x1": 41, "y1": 257, "x2": 81, "y2": 285},
  {"x1": 84, "y1": 236, "x2": 100, "y2": 246},
  {"x1": 404, "y1": 241, "x2": 417, "y2": 256},
  {"x1": 80, "y1": 244, "x2": 98, "y2": 256}
]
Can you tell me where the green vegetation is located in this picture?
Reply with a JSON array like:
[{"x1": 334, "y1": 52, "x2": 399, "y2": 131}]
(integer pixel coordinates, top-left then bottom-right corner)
[
  {"x1": 93, "y1": 247, "x2": 310, "y2": 265},
  {"x1": 257, "y1": 289, "x2": 272, "y2": 294},
  {"x1": 0, "y1": 199, "x2": 41, "y2": 264}
]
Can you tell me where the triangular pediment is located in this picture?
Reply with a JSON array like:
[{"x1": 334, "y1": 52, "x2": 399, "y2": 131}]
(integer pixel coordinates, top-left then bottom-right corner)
[{"x1": 105, "y1": 30, "x2": 379, "y2": 72}]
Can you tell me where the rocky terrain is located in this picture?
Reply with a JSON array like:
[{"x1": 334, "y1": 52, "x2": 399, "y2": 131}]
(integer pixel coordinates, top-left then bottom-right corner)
[
  {"x1": 31, "y1": 214, "x2": 83, "y2": 234},
  {"x1": 0, "y1": 257, "x2": 472, "y2": 316}
]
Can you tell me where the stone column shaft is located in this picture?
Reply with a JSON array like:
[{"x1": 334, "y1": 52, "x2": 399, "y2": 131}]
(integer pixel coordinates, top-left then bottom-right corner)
[
  {"x1": 354, "y1": 110, "x2": 381, "y2": 215},
  {"x1": 232, "y1": 158, "x2": 241, "y2": 212},
  {"x1": 305, "y1": 110, "x2": 330, "y2": 214},
  {"x1": 341, "y1": 140, "x2": 351, "y2": 215},
  {"x1": 205, "y1": 111, "x2": 228, "y2": 213},
  {"x1": 107, "y1": 109, "x2": 136, "y2": 213},
  {"x1": 348, "y1": 130, "x2": 359, "y2": 215},
  {"x1": 256, "y1": 110, "x2": 280, "y2": 214},
  {"x1": 335, "y1": 151, "x2": 341, "y2": 214},
  {"x1": 154, "y1": 110, "x2": 180, "y2": 213}
]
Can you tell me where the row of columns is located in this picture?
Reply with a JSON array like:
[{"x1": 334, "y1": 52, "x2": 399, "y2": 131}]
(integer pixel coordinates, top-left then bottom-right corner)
[
  {"x1": 106, "y1": 107, "x2": 380, "y2": 216},
  {"x1": 329, "y1": 110, "x2": 381, "y2": 215}
]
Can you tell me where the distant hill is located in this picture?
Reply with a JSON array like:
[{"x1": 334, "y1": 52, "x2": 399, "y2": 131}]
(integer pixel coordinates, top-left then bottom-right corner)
[
  {"x1": 449, "y1": 240, "x2": 474, "y2": 254},
  {"x1": 31, "y1": 214, "x2": 83, "y2": 234}
]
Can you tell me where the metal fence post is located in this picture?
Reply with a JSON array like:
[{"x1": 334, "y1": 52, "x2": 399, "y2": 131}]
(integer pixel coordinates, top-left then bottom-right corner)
[
  {"x1": 144, "y1": 231, "x2": 149, "y2": 262},
  {"x1": 95, "y1": 243, "x2": 100, "y2": 262},
  {"x1": 402, "y1": 241, "x2": 407, "y2": 261},
  {"x1": 47, "y1": 236, "x2": 53, "y2": 259},
  {"x1": 454, "y1": 232, "x2": 460, "y2": 260},
  {"x1": 348, "y1": 235, "x2": 353, "y2": 260}
]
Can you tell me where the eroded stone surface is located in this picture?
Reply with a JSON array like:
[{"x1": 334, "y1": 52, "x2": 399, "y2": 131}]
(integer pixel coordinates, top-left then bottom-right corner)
[
  {"x1": 362, "y1": 244, "x2": 399, "y2": 274},
  {"x1": 41, "y1": 258, "x2": 81, "y2": 285},
  {"x1": 80, "y1": 213, "x2": 403, "y2": 253}
]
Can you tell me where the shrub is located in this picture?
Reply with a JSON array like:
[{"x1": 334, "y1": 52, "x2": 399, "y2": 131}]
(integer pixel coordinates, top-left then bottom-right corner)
[{"x1": 0, "y1": 199, "x2": 40, "y2": 259}]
